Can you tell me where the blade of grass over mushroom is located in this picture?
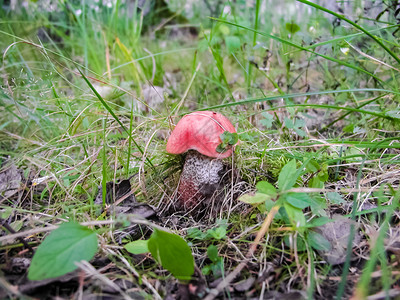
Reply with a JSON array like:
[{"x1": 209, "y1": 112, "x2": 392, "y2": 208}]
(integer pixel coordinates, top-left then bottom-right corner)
[
  {"x1": 296, "y1": 0, "x2": 400, "y2": 65},
  {"x1": 200, "y1": 88, "x2": 399, "y2": 121},
  {"x1": 77, "y1": 68, "x2": 154, "y2": 168},
  {"x1": 208, "y1": 18, "x2": 385, "y2": 84},
  {"x1": 322, "y1": 94, "x2": 388, "y2": 130}
]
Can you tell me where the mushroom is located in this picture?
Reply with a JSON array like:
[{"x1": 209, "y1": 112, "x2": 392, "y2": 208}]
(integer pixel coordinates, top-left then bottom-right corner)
[{"x1": 166, "y1": 111, "x2": 237, "y2": 209}]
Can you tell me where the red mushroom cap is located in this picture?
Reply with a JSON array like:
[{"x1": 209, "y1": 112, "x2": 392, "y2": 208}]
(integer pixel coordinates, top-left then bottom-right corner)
[{"x1": 166, "y1": 111, "x2": 237, "y2": 159}]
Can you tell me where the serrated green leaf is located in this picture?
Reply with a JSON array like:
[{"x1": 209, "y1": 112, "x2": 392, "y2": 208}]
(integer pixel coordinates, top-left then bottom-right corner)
[
  {"x1": 148, "y1": 229, "x2": 194, "y2": 281},
  {"x1": 278, "y1": 159, "x2": 298, "y2": 191},
  {"x1": 284, "y1": 117, "x2": 294, "y2": 129},
  {"x1": 28, "y1": 222, "x2": 98, "y2": 281},
  {"x1": 260, "y1": 112, "x2": 274, "y2": 128},
  {"x1": 286, "y1": 193, "x2": 311, "y2": 209},
  {"x1": 256, "y1": 181, "x2": 277, "y2": 197},
  {"x1": 238, "y1": 192, "x2": 270, "y2": 204},
  {"x1": 125, "y1": 240, "x2": 149, "y2": 254},
  {"x1": 294, "y1": 118, "x2": 306, "y2": 127},
  {"x1": 294, "y1": 128, "x2": 307, "y2": 137},
  {"x1": 308, "y1": 231, "x2": 331, "y2": 251}
]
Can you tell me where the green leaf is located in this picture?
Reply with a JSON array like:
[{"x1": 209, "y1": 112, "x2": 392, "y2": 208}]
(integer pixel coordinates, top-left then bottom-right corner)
[
  {"x1": 220, "y1": 131, "x2": 238, "y2": 145},
  {"x1": 217, "y1": 131, "x2": 238, "y2": 153},
  {"x1": 187, "y1": 228, "x2": 207, "y2": 240},
  {"x1": 286, "y1": 193, "x2": 311, "y2": 209},
  {"x1": 148, "y1": 228, "x2": 194, "y2": 281},
  {"x1": 216, "y1": 143, "x2": 228, "y2": 153},
  {"x1": 207, "y1": 227, "x2": 227, "y2": 240},
  {"x1": 308, "y1": 231, "x2": 331, "y2": 251},
  {"x1": 309, "y1": 176, "x2": 324, "y2": 189},
  {"x1": 225, "y1": 36, "x2": 241, "y2": 53},
  {"x1": 327, "y1": 192, "x2": 345, "y2": 204},
  {"x1": 310, "y1": 195, "x2": 328, "y2": 216},
  {"x1": 219, "y1": 24, "x2": 230, "y2": 35},
  {"x1": 260, "y1": 112, "x2": 274, "y2": 128},
  {"x1": 239, "y1": 132, "x2": 255, "y2": 142},
  {"x1": 28, "y1": 222, "x2": 98, "y2": 281},
  {"x1": 284, "y1": 234, "x2": 306, "y2": 252},
  {"x1": 125, "y1": 240, "x2": 149, "y2": 254},
  {"x1": 294, "y1": 118, "x2": 306, "y2": 128},
  {"x1": 284, "y1": 203, "x2": 306, "y2": 229},
  {"x1": 343, "y1": 124, "x2": 354, "y2": 133},
  {"x1": 278, "y1": 159, "x2": 298, "y2": 191},
  {"x1": 284, "y1": 117, "x2": 294, "y2": 129},
  {"x1": 264, "y1": 198, "x2": 276, "y2": 212},
  {"x1": 285, "y1": 22, "x2": 300, "y2": 34},
  {"x1": 202, "y1": 265, "x2": 211, "y2": 275},
  {"x1": 294, "y1": 128, "x2": 307, "y2": 137},
  {"x1": 238, "y1": 192, "x2": 270, "y2": 204},
  {"x1": 207, "y1": 245, "x2": 219, "y2": 263},
  {"x1": 385, "y1": 109, "x2": 400, "y2": 119},
  {"x1": 304, "y1": 159, "x2": 320, "y2": 173},
  {"x1": 256, "y1": 181, "x2": 277, "y2": 197},
  {"x1": 309, "y1": 217, "x2": 334, "y2": 227}
]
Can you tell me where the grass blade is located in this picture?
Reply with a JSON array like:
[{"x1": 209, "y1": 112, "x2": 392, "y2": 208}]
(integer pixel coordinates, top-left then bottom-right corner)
[
  {"x1": 296, "y1": 0, "x2": 400, "y2": 65},
  {"x1": 209, "y1": 18, "x2": 385, "y2": 84},
  {"x1": 77, "y1": 68, "x2": 154, "y2": 168}
]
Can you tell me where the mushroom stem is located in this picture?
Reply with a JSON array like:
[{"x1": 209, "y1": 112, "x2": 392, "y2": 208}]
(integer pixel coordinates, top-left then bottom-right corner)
[{"x1": 177, "y1": 150, "x2": 224, "y2": 208}]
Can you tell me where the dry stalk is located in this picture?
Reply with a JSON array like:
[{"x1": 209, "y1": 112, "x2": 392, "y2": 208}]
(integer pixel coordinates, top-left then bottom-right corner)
[{"x1": 204, "y1": 205, "x2": 279, "y2": 300}]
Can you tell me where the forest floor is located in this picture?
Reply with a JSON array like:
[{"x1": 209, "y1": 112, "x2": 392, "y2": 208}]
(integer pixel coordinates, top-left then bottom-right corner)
[{"x1": 0, "y1": 1, "x2": 400, "y2": 299}]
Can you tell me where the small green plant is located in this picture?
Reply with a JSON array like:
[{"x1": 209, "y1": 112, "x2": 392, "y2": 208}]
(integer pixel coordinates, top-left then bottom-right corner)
[
  {"x1": 216, "y1": 131, "x2": 239, "y2": 153},
  {"x1": 187, "y1": 220, "x2": 228, "y2": 241},
  {"x1": 202, "y1": 245, "x2": 224, "y2": 277},
  {"x1": 239, "y1": 158, "x2": 332, "y2": 251}
]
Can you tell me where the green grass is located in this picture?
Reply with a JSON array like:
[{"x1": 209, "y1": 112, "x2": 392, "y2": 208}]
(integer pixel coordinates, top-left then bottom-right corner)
[{"x1": 1, "y1": 0, "x2": 400, "y2": 299}]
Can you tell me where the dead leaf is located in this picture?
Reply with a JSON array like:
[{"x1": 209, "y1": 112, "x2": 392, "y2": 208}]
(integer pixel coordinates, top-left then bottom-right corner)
[
  {"x1": 0, "y1": 161, "x2": 23, "y2": 200},
  {"x1": 314, "y1": 214, "x2": 362, "y2": 265}
]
